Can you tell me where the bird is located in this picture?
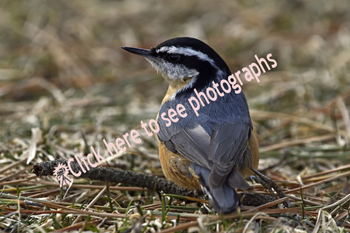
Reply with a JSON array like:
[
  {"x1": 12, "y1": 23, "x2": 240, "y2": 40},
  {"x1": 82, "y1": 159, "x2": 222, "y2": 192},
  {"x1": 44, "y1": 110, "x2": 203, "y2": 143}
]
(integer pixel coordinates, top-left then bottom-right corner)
[{"x1": 122, "y1": 37, "x2": 285, "y2": 213}]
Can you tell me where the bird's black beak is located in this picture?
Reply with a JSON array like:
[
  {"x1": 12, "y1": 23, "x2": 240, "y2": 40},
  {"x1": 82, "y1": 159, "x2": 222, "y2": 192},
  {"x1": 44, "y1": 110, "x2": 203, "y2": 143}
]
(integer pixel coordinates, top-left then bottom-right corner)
[{"x1": 121, "y1": 47, "x2": 152, "y2": 57}]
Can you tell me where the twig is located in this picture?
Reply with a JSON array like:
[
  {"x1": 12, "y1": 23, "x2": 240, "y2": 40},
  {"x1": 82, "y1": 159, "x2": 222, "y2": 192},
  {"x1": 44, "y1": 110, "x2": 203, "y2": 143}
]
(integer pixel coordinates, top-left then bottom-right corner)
[
  {"x1": 32, "y1": 159, "x2": 279, "y2": 207},
  {"x1": 33, "y1": 159, "x2": 196, "y2": 197}
]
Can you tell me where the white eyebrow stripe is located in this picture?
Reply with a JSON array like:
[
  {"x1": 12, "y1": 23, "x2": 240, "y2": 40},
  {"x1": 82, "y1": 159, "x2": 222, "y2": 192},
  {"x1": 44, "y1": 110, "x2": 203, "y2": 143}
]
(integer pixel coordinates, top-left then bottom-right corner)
[{"x1": 156, "y1": 46, "x2": 215, "y2": 65}]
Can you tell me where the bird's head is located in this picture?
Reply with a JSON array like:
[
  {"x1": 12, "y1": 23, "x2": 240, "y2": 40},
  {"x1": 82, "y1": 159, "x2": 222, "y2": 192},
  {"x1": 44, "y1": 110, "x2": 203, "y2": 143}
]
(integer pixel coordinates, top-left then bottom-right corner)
[{"x1": 122, "y1": 37, "x2": 231, "y2": 93}]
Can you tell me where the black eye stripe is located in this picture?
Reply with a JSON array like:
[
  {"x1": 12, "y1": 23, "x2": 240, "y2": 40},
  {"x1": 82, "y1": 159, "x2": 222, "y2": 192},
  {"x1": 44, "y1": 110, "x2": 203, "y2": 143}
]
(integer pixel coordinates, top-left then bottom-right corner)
[
  {"x1": 168, "y1": 54, "x2": 180, "y2": 62},
  {"x1": 150, "y1": 47, "x2": 157, "y2": 55}
]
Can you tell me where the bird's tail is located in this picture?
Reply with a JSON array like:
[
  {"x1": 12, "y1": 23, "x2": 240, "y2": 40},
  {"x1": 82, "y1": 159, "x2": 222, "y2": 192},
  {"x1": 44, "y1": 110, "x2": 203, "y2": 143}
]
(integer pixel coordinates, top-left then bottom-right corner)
[{"x1": 190, "y1": 163, "x2": 240, "y2": 214}]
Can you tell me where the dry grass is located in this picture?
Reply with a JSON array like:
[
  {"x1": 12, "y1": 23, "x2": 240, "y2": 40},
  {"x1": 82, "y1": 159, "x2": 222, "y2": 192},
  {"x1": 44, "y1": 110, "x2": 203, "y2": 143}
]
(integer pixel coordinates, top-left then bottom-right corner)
[{"x1": 1, "y1": 0, "x2": 350, "y2": 232}]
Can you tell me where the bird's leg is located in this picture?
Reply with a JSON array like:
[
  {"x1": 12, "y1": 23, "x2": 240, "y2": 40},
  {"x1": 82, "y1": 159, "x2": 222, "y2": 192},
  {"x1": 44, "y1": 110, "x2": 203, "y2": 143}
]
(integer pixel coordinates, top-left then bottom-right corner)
[{"x1": 249, "y1": 167, "x2": 291, "y2": 208}]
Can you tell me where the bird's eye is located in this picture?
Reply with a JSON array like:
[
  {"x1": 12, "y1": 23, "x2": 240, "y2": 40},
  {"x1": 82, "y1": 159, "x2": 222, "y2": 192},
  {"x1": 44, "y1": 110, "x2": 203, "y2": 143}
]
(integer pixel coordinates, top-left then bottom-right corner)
[{"x1": 168, "y1": 54, "x2": 180, "y2": 62}]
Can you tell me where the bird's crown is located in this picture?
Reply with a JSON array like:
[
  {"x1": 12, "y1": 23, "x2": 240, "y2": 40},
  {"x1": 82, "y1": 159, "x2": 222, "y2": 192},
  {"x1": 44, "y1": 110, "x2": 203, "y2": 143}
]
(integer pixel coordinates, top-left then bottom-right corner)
[{"x1": 123, "y1": 37, "x2": 231, "y2": 94}]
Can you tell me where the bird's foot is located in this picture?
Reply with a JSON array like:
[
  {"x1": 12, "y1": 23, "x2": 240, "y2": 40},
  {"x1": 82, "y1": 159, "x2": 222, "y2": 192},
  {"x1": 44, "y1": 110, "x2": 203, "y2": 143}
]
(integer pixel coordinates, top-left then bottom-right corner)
[{"x1": 250, "y1": 167, "x2": 290, "y2": 208}]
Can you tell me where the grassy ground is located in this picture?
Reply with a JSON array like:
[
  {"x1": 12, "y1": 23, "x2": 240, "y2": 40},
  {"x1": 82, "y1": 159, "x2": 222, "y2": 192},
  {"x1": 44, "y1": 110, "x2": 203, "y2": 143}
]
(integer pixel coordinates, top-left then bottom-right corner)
[{"x1": 1, "y1": 0, "x2": 350, "y2": 232}]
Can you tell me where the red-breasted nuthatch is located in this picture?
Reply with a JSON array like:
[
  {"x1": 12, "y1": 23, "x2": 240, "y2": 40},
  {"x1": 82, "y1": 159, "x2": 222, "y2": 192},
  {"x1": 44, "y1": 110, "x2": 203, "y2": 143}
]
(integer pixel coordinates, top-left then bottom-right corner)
[{"x1": 122, "y1": 37, "x2": 284, "y2": 213}]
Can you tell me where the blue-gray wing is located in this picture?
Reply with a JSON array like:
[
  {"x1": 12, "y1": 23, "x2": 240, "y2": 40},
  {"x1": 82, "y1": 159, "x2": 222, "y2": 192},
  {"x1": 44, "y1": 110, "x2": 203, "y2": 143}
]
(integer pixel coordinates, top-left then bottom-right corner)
[{"x1": 157, "y1": 116, "x2": 252, "y2": 190}]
